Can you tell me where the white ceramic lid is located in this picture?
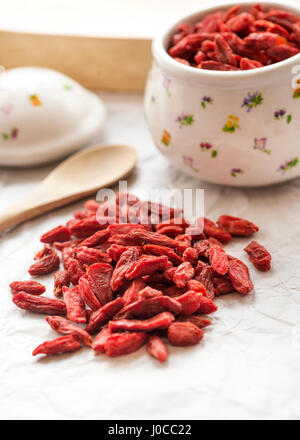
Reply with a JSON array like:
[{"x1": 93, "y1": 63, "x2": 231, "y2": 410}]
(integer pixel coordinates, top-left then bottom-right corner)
[{"x1": 0, "y1": 67, "x2": 106, "y2": 166}]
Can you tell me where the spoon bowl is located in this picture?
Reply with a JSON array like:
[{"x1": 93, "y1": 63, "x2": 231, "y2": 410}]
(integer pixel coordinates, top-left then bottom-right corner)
[{"x1": 0, "y1": 144, "x2": 137, "y2": 233}]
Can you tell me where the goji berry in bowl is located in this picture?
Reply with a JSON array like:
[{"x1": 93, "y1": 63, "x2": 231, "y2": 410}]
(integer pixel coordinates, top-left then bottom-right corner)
[{"x1": 144, "y1": 2, "x2": 300, "y2": 186}]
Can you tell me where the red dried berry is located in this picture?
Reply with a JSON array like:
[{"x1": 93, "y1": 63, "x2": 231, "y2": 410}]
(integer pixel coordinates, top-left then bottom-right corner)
[
  {"x1": 33, "y1": 335, "x2": 81, "y2": 356},
  {"x1": 109, "y1": 312, "x2": 174, "y2": 332},
  {"x1": 175, "y1": 291, "x2": 203, "y2": 315},
  {"x1": 126, "y1": 255, "x2": 169, "y2": 280},
  {"x1": 144, "y1": 244, "x2": 182, "y2": 265},
  {"x1": 123, "y1": 278, "x2": 147, "y2": 305},
  {"x1": 63, "y1": 286, "x2": 87, "y2": 324},
  {"x1": 111, "y1": 247, "x2": 142, "y2": 291},
  {"x1": 10, "y1": 280, "x2": 46, "y2": 296},
  {"x1": 168, "y1": 322, "x2": 204, "y2": 346},
  {"x1": 86, "y1": 297, "x2": 125, "y2": 334},
  {"x1": 78, "y1": 274, "x2": 101, "y2": 311},
  {"x1": 54, "y1": 270, "x2": 71, "y2": 296},
  {"x1": 217, "y1": 215, "x2": 259, "y2": 236},
  {"x1": 40, "y1": 225, "x2": 71, "y2": 244},
  {"x1": 228, "y1": 259, "x2": 254, "y2": 294},
  {"x1": 173, "y1": 262, "x2": 195, "y2": 288},
  {"x1": 46, "y1": 316, "x2": 92, "y2": 347},
  {"x1": 182, "y1": 247, "x2": 198, "y2": 265},
  {"x1": 67, "y1": 258, "x2": 85, "y2": 285},
  {"x1": 29, "y1": 248, "x2": 60, "y2": 276},
  {"x1": 208, "y1": 245, "x2": 229, "y2": 275},
  {"x1": 185, "y1": 315, "x2": 211, "y2": 329},
  {"x1": 13, "y1": 292, "x2": 66, "y2": 315},
  {"x1": 198, "y1": 296, "x2": 218, "y2": 314},
  {"x1": 146, "y1": 335, "x2": 168, "y2": 362},
  {"x1": 87, "y1": 263, "x2": 113, "y2": 305},
  {"x1": 244, "y1": 241, "x2": 271, "y2": 272},
  {"x1": 105, "y1": 332, "x2": 147, "y2": 357},
  {"x1": 80, "y1": 229, "x2": 110, "y2": 247},
  {"x1": 93, "y1": 326, "x2": 112, "y2": 353}
]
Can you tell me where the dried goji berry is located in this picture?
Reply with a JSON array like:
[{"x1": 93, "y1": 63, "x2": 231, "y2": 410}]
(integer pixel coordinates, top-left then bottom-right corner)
[
  {"x1": 84, "y1": 199, "x2": 99, "y2": 212},
  {"x1": 67, "y1": 258, "x2": 85, "y2": 285},
  {"x1": 146, "y1": 335, "x2": 168, "y2": 362},
  {"x1": 127, "y1": 229, "x2": 179, "y2": 248},
  {"x1": 86, "y1": 297, "x2": 125, "y2": 334},
  {"x1": 187, "y1": 280, "x2": 207, "y2": 295},
  {"x1": 137, "y1": 286, "x2": 163, "y2": 301},
  {"x1": 69, "y1": 216, "x2": 109, "y2": 238},
  {"x1": 80, "y1": 229, "x2": 110, "y2": 247},
  {"x1": 78, "y1": 274, "x2": 101, "y2": 310},
  {"x1": 240, "y1": 57, "x2": 264, "y2": 69},
  {"x1": 195, "y1": 266, "x2": 215, "y2": 299},
  {"x1": 76, "y1": 247, "x2": 112, "y2": 266},
  {"x1": 244, "y1": 241, "x2": 271, "y2": 272},
  {"x1": 105, "y1": 332, "x2": 147, "y2": 357},
  {"x1": 267, "y1": 43, "x2": 299, "y2": 61},
  {"x1": 111, "y1": 247, "x2": 142, "y2": 291},
  {"x1": 122, "y1": 278, "x2": 147, "y2": 304},
  {"x1": 213, "y1": 274, "x2": 234, "y2": 296},
  {"x1": 62, "y1": 286, "x2": 87, "y2": 324},
  {"x1": 29, "y1": 247, "x2": 60, "y2": 276},
  {"x1": 217, "y1": 215, "x2": 259, "y2": 236},
  {"x1": 168, "y1": 322, "x2": 204, "y2": 346},
  {"x1": 125, "y1": 255, "x2": 169, "y2": 280},
  {"x1": 228, "y1": 259, "x2": 254, "y2": 294},
  {"x1": 173, "y1": 262, "x2": 195, "y2": 288},
  {"x1": 46, "y1": 316, "x2": 92, "y2": 347},
  {"x1": 202, "y1": 218, "x2": 232, "y2": 243},
  {"x1": 13, "y1": 292, "x2": 66, "y2": 315},
  {"x1": 117, "y1": 296, "x2": 182, "y2": 319},
  {"x1": 199, "y1": 60, "x2": 240, "y2": 70},
  {"x1": 40, "y1": 225, "x2": 71, "y2": 244},
  {"x1": 215, "y1": 34, "x2": 237, "y2": 66},
  {"x1": 144, "y1": 244, "x2": 182, "y2": 265},
  {"x1": 198, "y1": 296, "x2": 218, "y2": 314},
  {"x1": 182, "y1": 247, "x2": 198, "y2": 265},
  {"x1": 9, "y1": 280, "x2": 46, "y2": 296},
  {"x1": 87, "y1": 263, "x2": 113, "y2": 305},
  {"x1": 226, "y1": 12, "x2": 254, "y2": 33},
  {"x1": 175, "y1": 291, "x2": 203, "y2": 315},
  {"x1": 157, "y1": 225, "x2": 184, "y2": 237},
  {"x1": 62, "y1": 247, "x2": 76, "y2": 269},
  {"x1": 185, "y1": 315, "x2": 211, "y2": 329},
  {"x1": 54, "y1": 270, "x2": 71, "y2": 296},
  {"x1": 92, "y1": 326, "x2": 111, "y2": 353},
  {"x1": 208, "y1": 245, "x2": 228, "y2": 275},
  {"x1": 223, "y1": 5, "x2": 241, "y2": 23},
  {"x1": 109, "y1": 311, "x2": 174, "y2": 332},
  {"x1": 33, "y1": 335, "x2": 81, "y2": 356}
]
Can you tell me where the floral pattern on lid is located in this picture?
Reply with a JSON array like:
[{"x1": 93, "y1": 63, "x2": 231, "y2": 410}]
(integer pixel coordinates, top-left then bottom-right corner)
[
  {"x1": 2, "y1": 127, "x2": 19, "y2": 140},
  {"x1": 223, "y1": 115, "x2": 240, "y2": 133},
  {"x1": 278, "y1": 157, "x2": 299, "y2": 173},
  {"x1": 253, "y1": 137, "x2": 271, "y2": 155},
  {"x1": 176, "y1": 113, "x2": 194, "y2": 127}
]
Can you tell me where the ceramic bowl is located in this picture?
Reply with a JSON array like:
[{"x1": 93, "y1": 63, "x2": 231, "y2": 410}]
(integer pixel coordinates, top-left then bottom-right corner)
[
  {"x1": 144, "y1": 1, "x2": 300, "y2": 186},
  {"x1": 0, "y1": 67, "x2": 106, "y2": 166}
]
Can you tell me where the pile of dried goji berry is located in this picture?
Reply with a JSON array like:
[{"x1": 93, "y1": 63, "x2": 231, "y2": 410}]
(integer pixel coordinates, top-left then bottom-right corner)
[
  {"x1": 168, "y1": 3, "x2": 300, "y2": 70},
  {"x1": 10, "y1": 193, "x2": 271, "y2": 362}
]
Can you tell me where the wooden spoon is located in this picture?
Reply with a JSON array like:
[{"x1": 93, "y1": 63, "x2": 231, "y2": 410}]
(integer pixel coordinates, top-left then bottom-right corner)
[{"x1": 0, "y1": 144, "x2": 137, "y2": 234}]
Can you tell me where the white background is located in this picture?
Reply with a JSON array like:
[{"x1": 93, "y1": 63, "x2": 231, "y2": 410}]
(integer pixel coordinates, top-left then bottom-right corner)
[{"x1": 1, "y1": 0, "x2": 300, "y2": 421}]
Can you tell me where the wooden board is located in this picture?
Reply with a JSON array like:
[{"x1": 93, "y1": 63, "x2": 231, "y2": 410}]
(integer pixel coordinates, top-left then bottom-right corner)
[{"x1": 0, "y1": 30, "x2": 152, "y2": 91}]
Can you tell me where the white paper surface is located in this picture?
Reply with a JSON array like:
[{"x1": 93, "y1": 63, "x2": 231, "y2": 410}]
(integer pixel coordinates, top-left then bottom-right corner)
[{"x1": 0, "y1": 92, "x2": 300, "y2": 420}]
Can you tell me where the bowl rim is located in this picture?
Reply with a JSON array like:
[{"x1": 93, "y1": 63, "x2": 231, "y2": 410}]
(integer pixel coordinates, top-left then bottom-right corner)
[{"x1": 152, "y1": 0, "x2": 300, "y2": 86}]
